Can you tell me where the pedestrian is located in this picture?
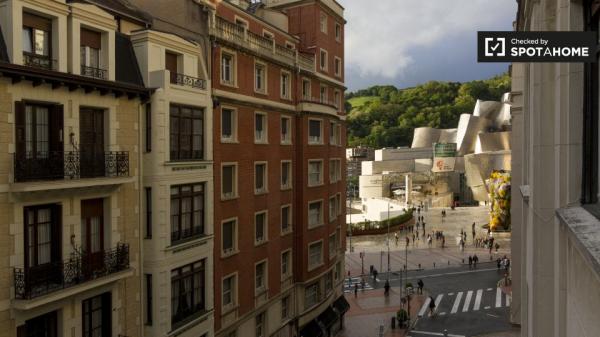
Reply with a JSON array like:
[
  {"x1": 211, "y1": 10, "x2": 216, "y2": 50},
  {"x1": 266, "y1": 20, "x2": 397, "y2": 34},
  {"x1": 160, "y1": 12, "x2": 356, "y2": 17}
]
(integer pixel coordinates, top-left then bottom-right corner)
[
  {"x1": 468, "y1": 256, "x2": 473, "y2": 269},
  {"x1": 495, "y1": 242, "x2": 500, "y2": 252},
  {"x1": 442, "y1": 235, "x2": 445, "y2": 248},
  {"x1": 406, "y1": 236, "x2": 410, "y2": 247},
  {"x1": 497, "y1": 258, "x2": 501, "y2": 270},
  {"x1": 506, "y1": 258, "x2": 511, "y2": 270},
  {"x1": 428, "y1": 296, "x2": 436, "y2": 316},
  {"x1": 384, "y1": 280, "x2": 390, "y2": 296},
  {"x1": 354, "y1": 283, "x2": 358, "y2": 297},
  {"x1": 395, "y1": 232, "x2": 399, "y2": 246},
  {"x1": 423, "y1": 222, "x2": 426, "y2": 231},
  {"x1": 473, "y1": 254, "x2": 479, "y2": 268},
  {"x1": 373, "y1": 269, "x2": 378, "y2": 281},
  {"x1": 418, "y1": 279, "x2": 424, "y2": 294},
  {"x1": 472, "y1": 229, "x2": 476, "y2": 241}
]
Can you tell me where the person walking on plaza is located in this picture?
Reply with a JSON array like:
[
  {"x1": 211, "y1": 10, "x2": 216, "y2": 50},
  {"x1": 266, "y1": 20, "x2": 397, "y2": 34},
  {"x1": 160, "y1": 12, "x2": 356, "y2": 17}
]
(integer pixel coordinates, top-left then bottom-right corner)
[
  {"x1": 395, "y1": 232, "x2": 399, "y2": 246},
  {"x1": 354, "y1": 283, "x2": 358, "y2": 298},
  {"x1": 428, "y1": 296, "x2": 437, "y2": 317},
  {"x1": 468, "y1": 255, "x2": 473, "y2": 269},
  {"x1": 384, "y1": 280, "x2": 390, "y2": 296},
  {"x1": 497, "y1": 258, "x2": 502, "y2": 270},
  {"x1": 441, "y1": 235, "x2": 446, "y2": 248},
  {"x1": 406, "y1": 236, "x2": 410, "y2": 248},
  {"x1": 473, "y1": 254, "x2": 479, "y2": 268},
  {"x1": 418, "y1": 279, "x2": 424, "y2": 294}
]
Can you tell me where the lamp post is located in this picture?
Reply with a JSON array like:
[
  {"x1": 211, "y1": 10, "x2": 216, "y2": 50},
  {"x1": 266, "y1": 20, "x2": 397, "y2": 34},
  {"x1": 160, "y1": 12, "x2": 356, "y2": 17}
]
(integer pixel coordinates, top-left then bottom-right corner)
[{"x1": 387, "y1": 200, "x2": 391, "y2": 280}]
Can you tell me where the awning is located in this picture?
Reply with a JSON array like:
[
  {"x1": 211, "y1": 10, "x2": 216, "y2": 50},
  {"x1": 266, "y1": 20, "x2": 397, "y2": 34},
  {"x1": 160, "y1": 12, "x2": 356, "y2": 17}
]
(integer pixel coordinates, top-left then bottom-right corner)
[
  {"x1": 333, "y1": 295, "x2": 350, "y2": 315},
  {"x1": 299, "y1": 320, "x2": 323, "y2": 337},
  {"x1": 317, "y1": 306, "x2": 339, "y2": 328}
]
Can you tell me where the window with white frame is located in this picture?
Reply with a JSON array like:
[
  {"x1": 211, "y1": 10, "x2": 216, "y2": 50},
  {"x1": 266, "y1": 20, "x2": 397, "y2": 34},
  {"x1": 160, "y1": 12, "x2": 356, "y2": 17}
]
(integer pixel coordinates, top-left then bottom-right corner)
[
  {"x1": 255, "y1": 162, "x2": 268, "y2": 194},
  {"x1": 281, "y1": 116, "x2": 291, "y2": 144},
  {"x1": 308, "y1": 160, "x2": 323, "y2": 186},
  {"x1": 255, "y1": 62, "x2": 266, "y2": 94},
  {"x1": 281, "y1": 295, "x2": 290, "y2": 321},
  {"x1": 221, "y1": 108, "x2": 237, "y2": 142},
  {"x1": 329, "y1": 196, "x2": 337, "y2": 222},
  {"x1": 222, "y1": 274, "x2": 236, "y2": 308},
  {"x1": 255, "y1": 312, "x2": 266, "y2": 337},
  {"x1": 222, "y1": 164, "x2": 238, "y2": 199},
  {"x1": 334, "y1": 90, "x2": 342, "y2": 111},
  {"x1": 336, "y1": 193, "x2": 342, "y2": 215},
  {"x1": 320, "y1": 85, "x2": 328, "y2": 103},
  {"x1": 305, "y1": 282, "x2": 320, "y2": 309},
  {"x1": 281, "y1": 205, "x2": 292, "y2": 234},
  {"x1": 308, "y1": 201, "x2": 323, "y2": 228},
  {"x1": 222, "y1": 219, "x2": 237, "y2": 255},
  {"x1": 255, "y1": 211, "x2": 267, "y2": 244},
  {"x1": 335, "y1": 261, "x2": 342, "y2": 280},
  {"x1": 309, "y1": 119, "x2": 323, "y2": 144},
  {"x1": 285, "y1": 41, "x2": 295, "y2": 50},
  {"x1": 334, "y1": 57, "x2": 341, "y2": 77},
  {"x1": 281, "y1": 250, "x2": 291, "y2": 278},
  {"x1": 235, "y1": 17, "x2": 248, "y2": 29},
  {"x1": 255, "y1": 261, "x2": 267, "y2": 291},
  {"x1": 329, "y1": 159, "x2": 341, "y2": 183},
  {"x1": 302, "y1": 79, "x2": 311, "y2": 100},
  {"x1": 324, "y1": 270, "x2": 333, "y2": 293},
  {"x1": 329, "y1": 121, "x2": 338, "y2": 145},
  {"x1": 281, "y1": 161, "x2": 292, "y2": 189},
  {"x1": 337, "y1": 124, "x2": 342, "y2": 145},
  {"x1": 281, "y1": 71, "x2": 291, "y2": 99},
  {"x1": 320, "y1": 12, "x2": 327, "y2": 34},
  {"x1": 263, "y1": 30, "x2": 274, "y2": 40},
  {"x1": 255, "y1": 113, "x2": 268, "y2": 143},
  {"x1": 320, "y1": 49, "x2": 328, "y2": 71},
  {"x1": 308, "y1": 241, "x2": 323, "y2": 269},
  {"x1": 329, "y1": 232, "x2": 337, "y2": 258},
  {"x1": 335, "y1": 22, "x2": 341, "y2": 42},
  {"x1": 221, "y1": 52, "x2": 235, "y2": 85}
]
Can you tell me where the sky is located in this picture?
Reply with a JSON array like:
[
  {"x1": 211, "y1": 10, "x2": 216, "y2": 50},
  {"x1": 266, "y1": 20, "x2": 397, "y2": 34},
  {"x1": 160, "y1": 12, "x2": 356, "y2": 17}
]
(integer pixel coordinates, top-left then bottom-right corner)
[{"x1": 342, "y1": 0, "x2": 517, "y2": 92}]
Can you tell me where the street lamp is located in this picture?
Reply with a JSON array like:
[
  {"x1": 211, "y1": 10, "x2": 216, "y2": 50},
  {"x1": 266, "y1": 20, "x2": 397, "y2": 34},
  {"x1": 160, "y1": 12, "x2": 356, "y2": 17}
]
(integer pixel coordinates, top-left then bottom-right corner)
[{"x1": 387, "y1": 199, "x2": 391, "y2": 280}]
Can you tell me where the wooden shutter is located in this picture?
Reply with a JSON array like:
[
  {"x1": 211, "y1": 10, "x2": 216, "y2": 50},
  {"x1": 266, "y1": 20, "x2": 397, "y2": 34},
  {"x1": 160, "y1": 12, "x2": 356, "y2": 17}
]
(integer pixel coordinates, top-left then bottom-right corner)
[
  {"x1": 22, "y1": 12, "x2": 51, "y2": 31},
  {"x1": 51, "y1": 204, "x2": 62, "y2": 262},
  {"x1": 49, "y1": 104, "x2": 63, "y2": 152},
  {"x1": 15, "y1": 101, "x2": 25, "y2": 157},
  {"x1": 80, "y1": 28, "x2": 101, "y2": 49},
  {"x1": 165, "y1": 52, "x2": 178, "y2": 74}
]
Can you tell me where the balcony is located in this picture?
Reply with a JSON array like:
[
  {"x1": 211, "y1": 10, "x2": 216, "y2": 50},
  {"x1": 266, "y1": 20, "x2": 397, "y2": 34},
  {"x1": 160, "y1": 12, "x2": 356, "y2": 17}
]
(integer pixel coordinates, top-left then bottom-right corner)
[
  {"x1": 81, "y1": 65, "x2": 108, "y2": 80},
  {"x1": 23, "y1": 52, "x2": 56, "y2": 70},
  {"x1": 170, "y1": 72, "x2": 206, "y2": 90},
  {"x1": 299, "y1": 97, "x2": 340, "y2": 116},
  {"x1": 14, "y1": 243, "x2": 129, "y2": 300},
  {"x1": 14, "y1": 151, "x2": 129, "y2": 183}
]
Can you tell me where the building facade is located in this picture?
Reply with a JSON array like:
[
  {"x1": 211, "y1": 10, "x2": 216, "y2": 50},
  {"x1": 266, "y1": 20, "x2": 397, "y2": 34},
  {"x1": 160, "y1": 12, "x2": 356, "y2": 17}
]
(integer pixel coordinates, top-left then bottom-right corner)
[
  {"x1": 208, "y1": 0, "x2": 348, "y2": 336},
  {"x1": 0, "y1": 0, "x2": 151, "y2": 336},
  {"x1": 511, "y1": 0, "x2": 600, "y2": 336}
]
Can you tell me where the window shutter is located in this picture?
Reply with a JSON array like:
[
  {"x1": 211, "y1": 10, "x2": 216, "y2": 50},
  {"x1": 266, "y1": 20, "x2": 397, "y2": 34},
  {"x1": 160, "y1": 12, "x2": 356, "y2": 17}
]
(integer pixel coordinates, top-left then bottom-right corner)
[
  {"x1": 23, "y1": 12, "x2": 51, "y2": 31},
  {"x1": 49, "y1": 104, "x2": 63, "y2": 152},
  {"x1": 15, "y1": 101, "x2": 25, "y2": 157},
  {"x1": 80, "y1": 29, "x2": 101, "y2": 49},
  {"x1": 165, "y1": 52, "x2": 178, "y2": 74}
]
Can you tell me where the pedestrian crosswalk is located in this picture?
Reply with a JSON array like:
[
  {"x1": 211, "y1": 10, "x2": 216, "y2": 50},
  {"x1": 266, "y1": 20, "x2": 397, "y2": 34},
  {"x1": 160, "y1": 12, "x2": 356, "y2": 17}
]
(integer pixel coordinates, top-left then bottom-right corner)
[
  {"x1": 418, "y1": 288, "x2": 511, "y2": 318},
  {"x1": 343, "y1": 277, "x2": 374, "y2": 293}
]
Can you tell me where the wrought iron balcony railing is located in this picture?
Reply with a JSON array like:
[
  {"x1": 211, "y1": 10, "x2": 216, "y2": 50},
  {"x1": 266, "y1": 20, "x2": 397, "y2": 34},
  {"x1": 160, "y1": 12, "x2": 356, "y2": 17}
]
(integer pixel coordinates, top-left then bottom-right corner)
[
  {"x1": 13, "y1": 151, "x2": 129, "y2": 183},
  {"x1": 81, "y1": 65, "x2": 108, "y2": 80},
  {"x1": 14, "y1": 243, "x2": 129, "y2": 300},
  {"x1": 23, "y1": 52, "x2": 56, "y2": 70},
  {"x1": 169, "y1": 72, "x2": 206, "y2": 90}
]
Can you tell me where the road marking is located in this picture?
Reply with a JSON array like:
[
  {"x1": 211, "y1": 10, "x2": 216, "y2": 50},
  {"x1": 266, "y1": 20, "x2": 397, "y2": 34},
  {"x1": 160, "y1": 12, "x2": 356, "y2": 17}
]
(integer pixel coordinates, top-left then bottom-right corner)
[
  {"x1": 448, "y1": 292, "x2": 455, "y2": 296},
  {"x1": 487, "y1": 288, "x2": 493, "y2": 291},
  {"x1": 487, "y1": 313, "x2": 500, "y2": 318},
  {"x1": 462, "y1": 290, "x2": 473, "y2": 312},
  {"x1": 484, "y1": 306, "x2": 491, "y2": 310},
  {"x1": 404, "y1": 268, "x2": 497, "y2": 281},
  {"x1": 439, "y1": 312, "x2": 446, "y2": 316},
  {"x1": 473, "y1": 289, "x2": 483, "y2": 311},
  {"x1": 418, "y1": 297, "x2": 431, "y2": 317},
  {"x1": 434, "y1": 294, "x2": 443, "y2": 310},
  {"x1": 410, "y1": 330, "x2": 466, "y2": 337},
  {"x1": 495, "y1": 287, "x2": 502, "y2": 307},
  {"x1": 451, "y1": 291, "x2": 463, "y2": 314}
]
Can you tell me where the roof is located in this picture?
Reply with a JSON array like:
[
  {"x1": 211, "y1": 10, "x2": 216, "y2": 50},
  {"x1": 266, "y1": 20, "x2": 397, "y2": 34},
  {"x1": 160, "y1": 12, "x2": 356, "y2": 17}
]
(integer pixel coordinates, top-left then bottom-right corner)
[
  {"x1": 0, "y1": 25, "x2": 8, "y2": 63},
  {"x1": 115, "y1": 32, "x2": 145, "y2": 86},
  {"x1": 68, "y1": 0, "x2": 153, "y2": 25}
]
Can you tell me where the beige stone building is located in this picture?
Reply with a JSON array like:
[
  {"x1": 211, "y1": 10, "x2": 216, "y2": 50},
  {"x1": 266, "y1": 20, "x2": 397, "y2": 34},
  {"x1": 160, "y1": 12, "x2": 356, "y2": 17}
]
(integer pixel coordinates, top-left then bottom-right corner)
[
  {"x1": 0, "y1": 0, "x2": 152, "y2": 336},
  {"x1": 511, "y1": 0, "x2": 600, "y2": 336}
]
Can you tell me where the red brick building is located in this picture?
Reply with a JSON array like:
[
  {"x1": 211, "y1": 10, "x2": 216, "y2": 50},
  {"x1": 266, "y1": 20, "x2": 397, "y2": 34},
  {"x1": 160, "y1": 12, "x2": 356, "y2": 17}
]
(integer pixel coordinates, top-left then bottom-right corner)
[{"x1": 209, "y1": 0, "x2": 347, "y2": 336}]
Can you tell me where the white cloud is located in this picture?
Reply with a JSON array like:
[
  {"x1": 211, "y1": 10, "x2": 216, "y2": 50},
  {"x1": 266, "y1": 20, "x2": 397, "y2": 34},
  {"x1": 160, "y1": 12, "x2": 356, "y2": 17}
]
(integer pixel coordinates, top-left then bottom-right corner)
[{"x1": 342, "y1": 0, "x2": 516, "y2": 79}]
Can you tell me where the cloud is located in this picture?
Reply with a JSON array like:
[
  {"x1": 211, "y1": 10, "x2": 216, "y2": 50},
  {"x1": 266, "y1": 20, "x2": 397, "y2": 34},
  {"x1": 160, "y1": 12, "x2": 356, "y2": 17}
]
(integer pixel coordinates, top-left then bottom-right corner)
[{"x1": 342, "y1": 0, "x2": 516, "y2": 88}]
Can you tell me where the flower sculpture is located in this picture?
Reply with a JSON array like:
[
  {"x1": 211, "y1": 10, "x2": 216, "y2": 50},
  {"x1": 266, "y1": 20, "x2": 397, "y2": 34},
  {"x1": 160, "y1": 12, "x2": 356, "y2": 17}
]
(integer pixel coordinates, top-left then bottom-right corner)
[{"x1": 488, "y1": 170, "x2": 511, "y2": 231}]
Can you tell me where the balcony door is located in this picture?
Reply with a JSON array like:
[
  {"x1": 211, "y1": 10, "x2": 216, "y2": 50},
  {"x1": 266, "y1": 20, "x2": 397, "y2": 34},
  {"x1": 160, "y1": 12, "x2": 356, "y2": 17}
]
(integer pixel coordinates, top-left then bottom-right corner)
[
  {"x1": 80, "y1": 108, "x2": 105, "y2": 178},
  {"x1": 82, "y1": 293, "x2": 111, "y2": 337},
  {"x1": 24, "y1": 204, "x2": 61, "y2": 293},
  {"x1": 81, "y1": 199, "x2": 104, "y2": 277},
  {"x1": 17, "y1": 311, "x2": 58, "y2": 337}
]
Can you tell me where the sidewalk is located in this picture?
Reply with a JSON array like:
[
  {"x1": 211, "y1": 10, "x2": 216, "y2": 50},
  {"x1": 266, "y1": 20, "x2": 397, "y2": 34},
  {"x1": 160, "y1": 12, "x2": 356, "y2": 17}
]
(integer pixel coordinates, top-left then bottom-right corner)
[{"x1": 339, "y1": 287, "x2": 426, "y2": 337}]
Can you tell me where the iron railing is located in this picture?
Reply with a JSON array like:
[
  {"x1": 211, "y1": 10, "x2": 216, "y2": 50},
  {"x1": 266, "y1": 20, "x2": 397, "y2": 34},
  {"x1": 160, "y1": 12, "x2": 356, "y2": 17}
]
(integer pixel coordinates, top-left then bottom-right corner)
[
  {"x1": 170, "y1": 72, "x2": 206, "y2": 89},
  {"x1": 14, "y1": 243, "x2": 129, "y2": 300},
  {"x1": 13, "y1": 151, "x2": 129, "y2": 182},
  {"x1": 23, "y1": 52, "x2": 56, "y2": 70},
  {"x1": 171, "y1": 226, "x2": 205, "y2": 245},
  {"x1": 81, "y1": 65, "x2": 108, "y2": 80}
]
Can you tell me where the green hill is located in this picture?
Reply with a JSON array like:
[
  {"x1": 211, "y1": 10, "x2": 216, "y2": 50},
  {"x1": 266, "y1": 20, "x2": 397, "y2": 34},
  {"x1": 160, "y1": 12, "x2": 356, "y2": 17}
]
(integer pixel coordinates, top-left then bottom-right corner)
[{"x1": 345, "y1": 73, "x2": 510, "y2": 148}]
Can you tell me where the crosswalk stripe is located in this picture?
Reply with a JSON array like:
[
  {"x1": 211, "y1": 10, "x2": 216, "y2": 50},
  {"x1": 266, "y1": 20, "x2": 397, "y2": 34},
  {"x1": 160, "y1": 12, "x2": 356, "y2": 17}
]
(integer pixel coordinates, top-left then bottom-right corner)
[
  {"x1": 495, "y1": 288, "x2": 502, "y2": 308},
  {"x1": 434, "y1": 294, "x2": 443, "y2": 308},
  {"x1": 462, "y1": 290, "x2": 473, "y2": 312},
  {"x1": 473, "y1": 289, "x2": 483, "y2": 311},
  {"x1": 418, "y1": 297, "x2": 431, "y2": 317},
  {"x1": 451, "y1": 292, "x2": 463, "y2": 314}
]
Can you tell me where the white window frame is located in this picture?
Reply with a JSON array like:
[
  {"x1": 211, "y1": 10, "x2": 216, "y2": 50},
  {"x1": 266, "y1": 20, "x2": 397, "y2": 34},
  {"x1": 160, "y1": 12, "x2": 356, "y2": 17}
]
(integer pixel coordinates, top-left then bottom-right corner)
[
  {"x1": 281, "y1": 204, "x2": 292, "y2": 235},
  {"x1": 281, "y1": 295, "x2": 291, "y2": 321},
  {"x1": 320, "y1": 84, "x2": 328, "y2": 104},
  {"x1": 319, "y1": 49, "x2": 328, "y2": 71},
  {"x1": 221, "y1": 106, "x2": 238, "y2": 143},
  {"x1": 285, "y1": 41, "x2": 296, "y2": 50},
  {"x1": 308, "y1": 159, "x2": 324, "y2": 187},
  {"x1": 234, "y1": 15, "x2": 249, "y2": 29},
  {"x1": 220, "y1": 49, "x2": 237, "y2": 86},
  {"x1": 254, "y1": 112, "x2": 268, "y2": 144},
  {"x1": 221, "y1": 217, "x2": 238, "y2": 257},
  {"x1": 334, "y1": 90, "x2": 341, "y2": 111},
  {"x1": 255, "y1": 259, "x2": 268, "y2": 293},
  {"x1": 336, "y1": 193, "x2": 342, "y2": 216},
  {"x1": 255, "y1": 311, "x2": 266, "y2": 337},
  {"x1": 254, "y1": 210, "x2": 268, "y2": 245},
  {"x1": 320, "y1": 12, "x2": 328, "y2": 34},
  {"x1": 308, "y1": 118, "x2": 323, "y2": 145},
  {"x1": 280, "y1": 70, "x2": 291, "y2": 100},
  {"x1": 329, "y1": 232, "x2": 337, "y2": 260},
  {"x1": 308, "y1": 239, "x2": 324, "y2": 271},
  {"x1": 281, "y1": 160, "x2": 293, "y2": 190},
  {"x1": 308, "y1": 199, "x2": 324, "y2": 229},
  {"x1": 262, "y1": 30, "x2": 275, "y2": 40},
  {"x1": 222, "y1": 272, "x2": 238, "y2": 312},
  {"x1": 329, "y1": 195, "x2": 337, "y2": 222},
  {"x1": 281, "y1": 115, "x2": 292, "y2": 145},
  {"x1": 281, "y1": 249, "x2": 292, "y2": 279},
  {"x1": 254, "y1": 59, "x2": 268, "y2": 94},
  {"x1": 302, "y1": 78, "x2": 311, "y2": 100},
  {"x1": 335, "y1": 22, "x2": 342, "y2": 42},
  {"x1": 334, "y1": 56, "x2": 342, "y2": 77},
  {"x1": 254, "y1": 161, "x2": 268, "y2": 195},
  {"x1": 305, "y1": 282, "x2": 320, "y2": 309},
  {"x1": 329, "y1": 158, "x2": 341, "y2": 183},
  {"x1": 329, "y1": 121, "x2": 338, "y2": 146},
  {"x1": 221, "y1": 162, "x2": 239, "y2": 200}
]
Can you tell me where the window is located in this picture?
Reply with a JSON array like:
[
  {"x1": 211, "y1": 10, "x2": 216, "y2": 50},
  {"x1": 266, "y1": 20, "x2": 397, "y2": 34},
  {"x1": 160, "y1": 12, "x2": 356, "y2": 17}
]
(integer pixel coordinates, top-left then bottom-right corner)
[
  {"x1": 170, "y1": 104, "x2": 204, "y2": 161},
  {"x1": 329, "y1": 196, "x2": 337, "y2": 222},
  {"x1": 255, "y1": 312, "x2": 266, "y2": 337},
  {"x1": 281, "y1": 205, "x2": 292, "y2": 234},
  {"x1": 171, "y1": 261, "x2": 206, "y2": 326},
  {"x1": 309, "y1": 119, "x2": 323, "y2": 144},
  {"x1": 335, "y1": 262, "x2": 342, "y2": 281},
  {"x1": 320, "y1": 85, "x2": 328, "y2": 103},
  {"x1": 308, "y1": 160, "x2": 323, "y2": 186},
  {"x1": 324, "y1": 270, "x2": 333, "y2": 293},
  {"x1": 334, "y1": 57, "x2": 341, "y2": 77},
  {"x1": 170, "y1": 184, "x2": 205, "y2": 244},
  {"x1": 222, "y1": 164, "x2": 238, "y2": 199},
  {"x1": 255, "y1": 211, "x2": 267, "y2": 244},
  {"x1": 320, "y1": 12, "x2": 327, "y2": 34},
  {"x1": 281, "y1": 161, "x2": 292, "y2": 189},
  {"x1": 82, "y1": 293, "x2": 111, "y2": 337},
  {"x1": 80, "y1": 28, "x2": 103, "y2": 78},
  {"x1": 221, "y1": 52, "x2": 235, "y2": 85},
  {"x1": 17, "y1": 311, "x2": 58, "y2": 337},
  {"x1": 335, "y1": 22, "x2": 341, "y2": 42},
  {"x1": 145, "y1": 103, "x2": 152, "y2": 152},
  {"x1": 302, "y1": 79, "x2": 311, "y2": 100},
  {"x1": 255, "y1": 113, "x2": 268, "y2": 143},
  {"x1": 281, "y1": 296, "x2": 290, "y2": 320},
  {"x1": 24, "y1": 204, "x2": 61, "y2": 270},
  {"x1": 308, "y1": 241, "x2": 323, "y2": 269},
  {"x1": 255, "y1": 62, "x2": 266, "y2": 93},
  {"x1": 281, "y1": 250, "x2": 291, "y2": 277},
  {"x1": 263, "y1": 30, "x2": 274, "y2": 40},
  {"x1": 145, "y1": 187, "x2": 152, "y2": 239},
  {"x1": 222, "y1": 274, "x2": 236, "y2": 308},
  {"x1": 235, "y1": 17, "x2": 248, "y2": 29},
  {"x1": 145, "y1": 274, "x2": 153, "y2": 325},
  {"x1": 320, "y1": 49, "x2": 328, "y2": 71},
  {"x1": 255, "y1": 162, "x2": 268, "y2": 194},
  {"x1": 281, "y1": 116, "x2": 291, "y2": 144},
  {"x1": 22, "y1": 12, "x2": 52, "y2": 69},
  {"x1": 330, "y1": 159, "x2": 341, "y2": 183},
  {"x1": 285, "y1": 41, "x2": 295, "y2": 50},
  {"x1": 255, "y1": 261, "x2": 267, "y2": 291},
  {"x1": 305, "y1": 282, "x2": 320, "y2": 309},
  {"x1": 281, "y1": 71, "x2": 291, "y2": 99},
  {"x1": 329, "y1": 233, "x2": 337, "y2": 258},
  {"x1": 165, "y1": 51, "x2": 178, "y2": 75},
  {"x1": 221, "y1": 108, "x2": 237, "y2": 142},
  {"x1": 308, "y1": 201, "x2": 323, "y2": 228},
  {"x1": 334, "y1": 90, "x2": 341, "y2": 110},
  {"x1": 336, "y1": 193, "x2": 342, "y2": 215},
  {"x1": 222, "y1": 219, "x2": 237, "y2": 255},
  {"x1": 330, "y1": 122, "x2": 339, "y2": 145}
]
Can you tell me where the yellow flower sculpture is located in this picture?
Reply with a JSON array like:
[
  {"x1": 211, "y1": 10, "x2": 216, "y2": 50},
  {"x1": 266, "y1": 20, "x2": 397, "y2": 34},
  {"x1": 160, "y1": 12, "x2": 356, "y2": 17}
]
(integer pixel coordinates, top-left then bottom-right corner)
[{"x1": 488, "y1": 170, "x2": 511, "y2": 231}]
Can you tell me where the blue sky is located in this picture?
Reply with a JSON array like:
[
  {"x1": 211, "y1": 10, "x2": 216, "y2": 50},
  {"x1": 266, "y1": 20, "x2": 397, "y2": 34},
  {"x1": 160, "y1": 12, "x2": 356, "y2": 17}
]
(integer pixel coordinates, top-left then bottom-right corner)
[{"x1": 342, "y1": 0, "x2": 517, "y2": 92}]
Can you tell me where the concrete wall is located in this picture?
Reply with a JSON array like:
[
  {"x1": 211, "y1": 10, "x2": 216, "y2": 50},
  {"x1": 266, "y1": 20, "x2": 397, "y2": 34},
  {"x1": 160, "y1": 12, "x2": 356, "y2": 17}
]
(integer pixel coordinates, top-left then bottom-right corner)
[
  {"x1": 374, "y1": 147, "x2": 432, "y2": 161},
  {"x1": 361, "y1": 159, "x2": 414, "y2": 175}
]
